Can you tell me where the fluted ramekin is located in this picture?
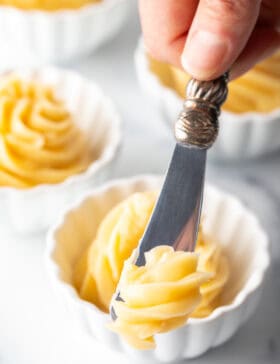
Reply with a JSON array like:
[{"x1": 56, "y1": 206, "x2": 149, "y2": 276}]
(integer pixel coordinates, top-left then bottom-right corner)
[
  {"x1": 46, "y1": 175, "x2": 269, "y2": 362},
  {"x1": 135, "y1": 39, "x2": 280, "y2": 160},
  {"x1": 0, "y1": 0, "x2": 130, "y2": 63},
  {"x1": 0, "y1": 67, "x2": 121, "y2": 234}
]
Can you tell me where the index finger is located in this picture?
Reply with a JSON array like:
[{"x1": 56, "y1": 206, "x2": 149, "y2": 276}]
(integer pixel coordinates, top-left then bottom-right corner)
[{"x1": 139, "y1": 0, "x2": 199, "y2": 67}]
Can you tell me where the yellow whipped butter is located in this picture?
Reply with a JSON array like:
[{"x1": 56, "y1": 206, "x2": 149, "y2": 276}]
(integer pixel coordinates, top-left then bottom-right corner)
[
  {"x1": 149, "y1": 52, "x2": 280, "y2": 113},
  {"x1": 194, "y1": 232, "x2": 229, "y2": 318},
  {"x1": 73, "y1": 191, "x2": 230, "y2": 347},
  {"x1": 0, "y1": 76, "x2": 92, "y2": 188},
  {"x1": 74, "y1": 191, "x2": 158, "y2": 312},
  {"x1": 110, "y1": 246, "x2": 210, "y2": 349},
  {"x1": 0, "y1": 0, "x2": 100, "y2": 10}
]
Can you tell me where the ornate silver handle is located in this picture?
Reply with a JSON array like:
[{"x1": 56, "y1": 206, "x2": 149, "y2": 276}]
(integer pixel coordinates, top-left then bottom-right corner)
[{"x1": 175, "y1": 72, "x2": 229, "y2": 149}]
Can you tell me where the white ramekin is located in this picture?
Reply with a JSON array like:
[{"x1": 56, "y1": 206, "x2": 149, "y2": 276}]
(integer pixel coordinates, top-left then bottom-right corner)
[
  {"x1": 46, "y1": 175, "x2": 269, "y2": 362},
  {"x1": 0, "y1": 67, "x2": 122, "y2": 234},
  {"x1": 135, "y1": 39, "x2": 280, "y2": 160},
  {"x1": 0, "y1": 0, "x2": 130, "y2": 63}
]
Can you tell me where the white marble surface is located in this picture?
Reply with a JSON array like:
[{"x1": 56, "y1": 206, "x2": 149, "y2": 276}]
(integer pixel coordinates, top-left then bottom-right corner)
[{"x1": 0, "y1": 2, "x2": 280, "y2": 364}]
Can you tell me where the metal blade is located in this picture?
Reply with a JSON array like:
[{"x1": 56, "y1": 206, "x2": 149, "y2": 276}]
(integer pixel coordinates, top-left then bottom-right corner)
[{"x1": 135, "y1": 143, "x2": 206, "y2": 266}]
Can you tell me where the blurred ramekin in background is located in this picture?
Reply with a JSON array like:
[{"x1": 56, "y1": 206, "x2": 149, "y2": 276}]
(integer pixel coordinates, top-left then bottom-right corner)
[
  {"x1": 46, "y1": 175, "x2": 269, "y2": 362},
  {"x1": 135, "y1": 39, "x2": 280, "y2": 160},
  {"x1": 0, "y1": 67, "x2": 121, "y2": 234},
  {"x1": 0, "y1": 0, "x2": 130, "y2": 63}
]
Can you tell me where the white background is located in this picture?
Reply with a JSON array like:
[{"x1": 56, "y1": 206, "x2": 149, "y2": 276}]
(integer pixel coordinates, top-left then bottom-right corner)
[{"x1": 0, "y1": 2, "x2": 280, "y2": 364}]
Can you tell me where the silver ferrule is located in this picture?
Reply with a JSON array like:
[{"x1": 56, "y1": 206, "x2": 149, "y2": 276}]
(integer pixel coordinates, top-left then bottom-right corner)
[{"x1": 175, "y1": 72, "x2": 229, "y2": 149}]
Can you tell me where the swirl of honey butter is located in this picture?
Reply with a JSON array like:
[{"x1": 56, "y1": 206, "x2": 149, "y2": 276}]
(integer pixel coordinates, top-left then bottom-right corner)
[
  {"x1": 73, "y1": 191, "x2": 230, "y2": 343},
  {"x1": 0, "y1": 76, "x2": 91, "y2": 188},
  {"x1": 148, "y1": 51, "x2": 280, "y2": 113},
  {"x1": 109, "y1": 246, "x2": 210, "y2": 349},
  {"x1": 192, "y1": 232, "x2": 230, "y2": 318},
  {"x1": 0, "y1": 0, "x2": 100, "y2": 10},
  {"x1": 74, "y1": 191, "x2": 158, "y2": 312}
]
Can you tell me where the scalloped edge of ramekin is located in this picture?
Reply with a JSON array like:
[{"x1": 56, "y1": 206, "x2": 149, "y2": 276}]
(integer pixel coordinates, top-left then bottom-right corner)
[
  {"x1": 0, "y1": 66, "x2": 122, "y2": 234},
  {"x1": 134, "y1": 38, "x2": 280, "y2": 160},
  {"x1": 45, "y1": 175, "x2": 270, "y2": 362},
  {"x1": 0, "y1": 0, "x2": 127, "y2": 15},
  {"x1": 0, "y1": 0, "x2": 130, "y2": 63}
]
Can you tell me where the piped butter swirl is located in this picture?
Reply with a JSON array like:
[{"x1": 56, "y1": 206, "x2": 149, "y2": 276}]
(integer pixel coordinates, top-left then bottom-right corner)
[
  {"x1": 192, "y1": 232, "x2": 230, "y2": 318},
  {"x1": 0, "y1": 76, "x2": 91, "y2": 188},
  {"x1": 74, "y1": 191, "x2": 158, "y2": 311},
  {"x1": 109, "y1": 246, "x2": 210, "y2": 349},
  {"x1": 74, "y1": 191, "x2": 229, "y2": 310},
  {"x1": 0, "y1": 0, "x2": 100, "y2": 10},
  {"x1": 73, "y1": 191, "x2": 230, "y2": 348}
]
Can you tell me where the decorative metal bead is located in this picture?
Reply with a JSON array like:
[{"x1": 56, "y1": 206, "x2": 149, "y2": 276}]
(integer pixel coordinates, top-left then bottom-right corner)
[{"x1": 175, "y1": 72, "x2": 229, "y2": 149}]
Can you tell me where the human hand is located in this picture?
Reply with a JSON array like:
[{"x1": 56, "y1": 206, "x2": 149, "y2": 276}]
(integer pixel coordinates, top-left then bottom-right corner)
[{"x1": 139, "y1": 0, "x2": 280, "y2": 80}]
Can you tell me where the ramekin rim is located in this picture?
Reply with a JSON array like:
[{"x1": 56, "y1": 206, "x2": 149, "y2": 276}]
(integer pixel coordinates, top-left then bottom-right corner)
[
  {"x1": 135, "y1": 38, "x2": 280, "y2": 123},
  {"x1": 0, "y1": 66, "x2": 122, "y2": 195},
  {"x1": 0, "y1": 0, "x2": 128, "y2": 17},
  {"x1": 45, "y1": 174, "x2": 270, "y2": 328}
]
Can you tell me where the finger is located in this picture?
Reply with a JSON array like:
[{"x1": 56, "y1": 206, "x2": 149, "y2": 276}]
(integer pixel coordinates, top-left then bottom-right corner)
[
  {"x1": 181, "y1": 0, "x2": 262, "y2": 80},
  {"x1": 230, "y1": 27, "x2": 280, "y2": 79},
  {"x1": 139, "y1": 0, "x2": 199, "y2": 68}
]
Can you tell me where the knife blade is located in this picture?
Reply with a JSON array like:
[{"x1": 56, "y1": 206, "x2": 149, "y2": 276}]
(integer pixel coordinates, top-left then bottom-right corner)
[{"x1": 135, "y1": 144, "x2": 206, "y2": 266}]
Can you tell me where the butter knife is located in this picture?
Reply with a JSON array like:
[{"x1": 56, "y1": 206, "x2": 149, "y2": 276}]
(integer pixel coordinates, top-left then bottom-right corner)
[
  {"x1": 135, "y1": 72, "x2": 229, "y2": 265},
  {"x1": 111, "y1": 73, "x2": 228, "y2": 318}
]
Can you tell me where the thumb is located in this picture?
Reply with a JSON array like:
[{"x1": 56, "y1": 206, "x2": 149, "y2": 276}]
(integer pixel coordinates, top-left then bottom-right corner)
[{"x1": 181, "y1": 0, "x2": 261, "y2": 80}]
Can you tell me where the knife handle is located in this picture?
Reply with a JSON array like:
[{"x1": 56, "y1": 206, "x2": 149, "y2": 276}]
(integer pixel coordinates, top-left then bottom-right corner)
[{"x1": 175, "y1": 72, "x2": 229, "y2": 149}]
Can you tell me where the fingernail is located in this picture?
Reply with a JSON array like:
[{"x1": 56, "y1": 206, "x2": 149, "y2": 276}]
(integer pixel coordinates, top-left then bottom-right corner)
[{"x1": 181, "y1": 31, "x2": 229, "y2": 79}]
